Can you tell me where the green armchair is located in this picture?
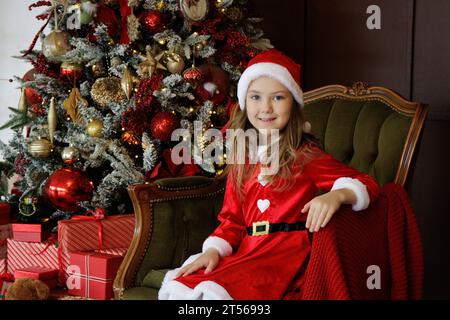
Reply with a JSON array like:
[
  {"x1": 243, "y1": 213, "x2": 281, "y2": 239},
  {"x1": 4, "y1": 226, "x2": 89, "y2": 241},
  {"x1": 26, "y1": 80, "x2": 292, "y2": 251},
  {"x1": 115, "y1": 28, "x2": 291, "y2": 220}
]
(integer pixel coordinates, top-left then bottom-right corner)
[{"x1": 113, "y1": 82, "x2": 427, "y2": 300}]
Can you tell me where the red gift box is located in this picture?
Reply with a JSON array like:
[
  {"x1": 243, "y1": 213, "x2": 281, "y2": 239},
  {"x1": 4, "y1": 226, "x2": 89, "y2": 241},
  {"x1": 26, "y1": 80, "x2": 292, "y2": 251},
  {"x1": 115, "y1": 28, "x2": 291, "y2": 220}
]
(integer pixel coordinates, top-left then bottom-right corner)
[
  {"x1": 0, "y1": 258, "x2": 6, "y2": 274},
  {"x1": 66, "y1": 252, "x2": 123, "y2": 300},
  {"x1": 6, "y1": 238, "x2": 59, "y2": 275},
  {"x1": 14, "y1": 266, "x2": 59, "y2": 289},
  {"x1": 94, "y1": 248, "x2": 128, "y2": 257},
  {"x1": 58, "y1": 214, "x2": 134, "y2": 283},
  {"x1": 0, "y1": 224, "x2": 11, "y2": 259},
  {"x1": 11, "y1": 224, "x2": 49, "y2": 243},
  {"x1": 0, "y1": 203, "x2": 10, "y2": 225}
]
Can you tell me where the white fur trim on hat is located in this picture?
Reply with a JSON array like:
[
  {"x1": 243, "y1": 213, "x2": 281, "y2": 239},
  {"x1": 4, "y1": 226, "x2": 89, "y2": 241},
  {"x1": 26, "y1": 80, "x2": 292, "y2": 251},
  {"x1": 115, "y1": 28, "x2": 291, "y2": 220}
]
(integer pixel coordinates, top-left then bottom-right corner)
[
  {"x1": 331, "y1": 177, "x2": 371, "y2": 211},
  {"x1": 238, "y1": 62, "x2": 304, "y2": 110}
]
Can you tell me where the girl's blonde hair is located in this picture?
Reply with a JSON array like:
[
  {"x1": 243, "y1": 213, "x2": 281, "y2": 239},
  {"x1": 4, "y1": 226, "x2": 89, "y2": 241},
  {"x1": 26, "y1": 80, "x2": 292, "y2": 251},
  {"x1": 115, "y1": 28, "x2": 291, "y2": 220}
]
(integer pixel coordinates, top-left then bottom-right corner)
[{"x1": 223, "y1": 100, "x2": 322, "y2": 200}]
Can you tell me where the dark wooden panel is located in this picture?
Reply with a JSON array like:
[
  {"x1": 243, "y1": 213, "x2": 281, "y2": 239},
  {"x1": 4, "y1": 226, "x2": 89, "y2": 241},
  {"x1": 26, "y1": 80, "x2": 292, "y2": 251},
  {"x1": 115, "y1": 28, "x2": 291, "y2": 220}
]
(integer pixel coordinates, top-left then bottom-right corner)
[
  {"x1": 413, "y1": 0, "x2": 450, "y2": 120},
  {"x1": 304, "y1": 0, "x2": 414, "y2": 98},
  {"x1": 405, "y1": 119, "x2": 450, "y2": 299},
  {"x1": 252, "y1": 0, "x2": 305, "y2": 65}
]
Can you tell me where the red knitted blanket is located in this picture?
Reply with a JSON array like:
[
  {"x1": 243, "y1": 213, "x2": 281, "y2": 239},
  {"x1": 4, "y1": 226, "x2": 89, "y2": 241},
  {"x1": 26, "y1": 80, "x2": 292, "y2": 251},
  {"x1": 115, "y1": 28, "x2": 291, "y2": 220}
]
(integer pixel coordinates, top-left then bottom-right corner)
[{"x1": 284, "y1": 183, "x2": 423, "y2": 300}]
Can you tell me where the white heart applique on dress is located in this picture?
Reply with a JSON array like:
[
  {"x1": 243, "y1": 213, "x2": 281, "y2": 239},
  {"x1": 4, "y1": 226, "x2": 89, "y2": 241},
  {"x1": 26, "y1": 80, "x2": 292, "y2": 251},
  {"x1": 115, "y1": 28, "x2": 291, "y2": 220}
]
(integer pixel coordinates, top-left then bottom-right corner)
[{"x1": 257, "y1": 199, "x2": 270, "y2": 213}]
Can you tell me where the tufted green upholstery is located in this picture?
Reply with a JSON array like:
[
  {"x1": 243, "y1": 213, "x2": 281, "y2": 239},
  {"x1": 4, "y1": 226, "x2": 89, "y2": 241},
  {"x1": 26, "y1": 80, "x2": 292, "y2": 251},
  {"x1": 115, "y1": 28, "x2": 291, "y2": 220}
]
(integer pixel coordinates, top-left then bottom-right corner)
[
  {"x1": 116, "y1": 84, "x2": 426, "y2": 300},
  {"x1": 303, "y1": 98, "x2": 411, "y2": 186}
]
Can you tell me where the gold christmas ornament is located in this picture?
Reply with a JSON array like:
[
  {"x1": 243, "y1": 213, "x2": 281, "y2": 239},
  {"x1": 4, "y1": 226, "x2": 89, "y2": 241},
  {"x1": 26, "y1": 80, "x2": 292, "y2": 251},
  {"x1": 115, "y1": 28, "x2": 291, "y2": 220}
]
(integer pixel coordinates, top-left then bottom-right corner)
[
  {"x1": 179, "y1": 0, "x2": 209, "y2": 22},
  {"x1": 86, "y1": 119, "x2": 104, "y2": 137},
  {"x1": 61, "y1": 146, "x2": 80, "y2": 165},
  {"x1": 90, "y1": 77, "x2": 127, "y2": 108},
  {"x1": 91, "y1": 62, "x2": 107, "y2": 78},
  {"x1": 28, "y1": 138, "x2": 53, "y2": 158},
  {"x1": 194, "y1": 40, "x2": 207, "y2": 56},
  {"x1": 138, "y1": 47, "x2": 167, "y2": 78},
  {"x1": 47, "y1": 97, "x2": 57, "y2": 144},
  {"x1": 155, "y1": 0, "x2": 166, "y2": 11},
  {"x1": 165, "y1": 52, "x2": 185, "y2": 74},
  {"x1": 121, "y1": 68, "x2": 134, "y2": 99},
  {"x1": 42, "y1": 30, "x2": 72, "y2": 62},
  {"x1": 122, "y1": 131, "x2": 141, "y2": 145},
  {"x1": 63, "y1": 87, "x2": 87, "y2": 123},
  {"x1": 18, "y1": 88, "x2": 28, "y2": 113}
]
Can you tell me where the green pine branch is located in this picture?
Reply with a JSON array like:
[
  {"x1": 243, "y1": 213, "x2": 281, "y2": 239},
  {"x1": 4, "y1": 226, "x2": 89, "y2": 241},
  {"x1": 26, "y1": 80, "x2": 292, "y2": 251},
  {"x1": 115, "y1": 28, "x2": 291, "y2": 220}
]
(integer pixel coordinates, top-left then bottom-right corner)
[{"x1": 0, "y1": 107, "x2": 32, "y2": 131}]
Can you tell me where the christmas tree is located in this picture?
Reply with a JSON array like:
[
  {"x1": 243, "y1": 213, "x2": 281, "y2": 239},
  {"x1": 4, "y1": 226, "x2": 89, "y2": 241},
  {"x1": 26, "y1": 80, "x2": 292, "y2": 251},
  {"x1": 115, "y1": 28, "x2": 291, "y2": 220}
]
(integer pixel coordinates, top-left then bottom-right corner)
[{"x1": 0, "y1": 0, "x2": 272, "y2": 224}]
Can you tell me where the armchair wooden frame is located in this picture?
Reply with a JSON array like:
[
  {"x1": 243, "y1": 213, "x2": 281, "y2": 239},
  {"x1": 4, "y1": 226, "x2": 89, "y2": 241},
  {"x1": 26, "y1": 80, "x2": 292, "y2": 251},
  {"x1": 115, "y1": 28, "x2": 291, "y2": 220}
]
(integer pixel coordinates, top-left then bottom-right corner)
[
  {"x1": 113, "y1": 82, "x2": 428, "y2": 299},
  {"x1": 113, "y1": 176, "x2": 226, "y2": 299},
  {"x1": 303, "y1": 81, "x2": 428, "y2": 186}
]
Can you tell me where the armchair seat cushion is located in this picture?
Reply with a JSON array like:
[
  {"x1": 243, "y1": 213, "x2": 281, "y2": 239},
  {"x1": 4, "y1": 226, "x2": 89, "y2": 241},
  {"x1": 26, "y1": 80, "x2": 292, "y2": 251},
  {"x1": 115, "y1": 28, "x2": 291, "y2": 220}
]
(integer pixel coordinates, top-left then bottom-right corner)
[
  {"x1": 122, "y1": 287, "x2": 159, "y2": 300},
  {"x1": 142, "y1": 269, "x2": 170, "y2": 289}
]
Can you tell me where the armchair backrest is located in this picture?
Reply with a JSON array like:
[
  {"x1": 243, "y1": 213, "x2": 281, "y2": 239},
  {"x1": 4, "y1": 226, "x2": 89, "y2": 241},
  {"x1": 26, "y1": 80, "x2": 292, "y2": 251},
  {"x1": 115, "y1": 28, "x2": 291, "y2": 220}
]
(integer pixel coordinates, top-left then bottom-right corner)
[{"x1": 303, "y1": 82, "x2": 427, "y2": 186}]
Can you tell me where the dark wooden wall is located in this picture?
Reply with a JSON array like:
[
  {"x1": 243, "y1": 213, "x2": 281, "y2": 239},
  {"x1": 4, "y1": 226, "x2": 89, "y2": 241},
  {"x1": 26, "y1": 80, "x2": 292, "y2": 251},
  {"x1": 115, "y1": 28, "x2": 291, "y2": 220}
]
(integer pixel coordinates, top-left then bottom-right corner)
[{"x1": 254, "y1": 0, "x2": 450, "y2": 299}]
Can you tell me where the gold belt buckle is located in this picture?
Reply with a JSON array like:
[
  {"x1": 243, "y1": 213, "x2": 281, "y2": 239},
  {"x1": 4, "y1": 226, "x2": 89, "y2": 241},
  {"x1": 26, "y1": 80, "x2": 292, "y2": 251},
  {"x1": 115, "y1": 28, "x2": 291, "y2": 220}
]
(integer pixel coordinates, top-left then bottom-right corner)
[{"x1": 252, "y1": 220, "x2": 270, "y2": 236}]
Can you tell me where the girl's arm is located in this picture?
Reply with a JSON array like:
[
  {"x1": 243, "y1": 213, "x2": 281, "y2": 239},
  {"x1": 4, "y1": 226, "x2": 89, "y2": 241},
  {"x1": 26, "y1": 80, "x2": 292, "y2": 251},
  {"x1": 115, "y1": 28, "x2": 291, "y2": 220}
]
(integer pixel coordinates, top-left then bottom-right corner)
[{"x1": 302, "y1": 148, "x2": 380, "y2": 231}]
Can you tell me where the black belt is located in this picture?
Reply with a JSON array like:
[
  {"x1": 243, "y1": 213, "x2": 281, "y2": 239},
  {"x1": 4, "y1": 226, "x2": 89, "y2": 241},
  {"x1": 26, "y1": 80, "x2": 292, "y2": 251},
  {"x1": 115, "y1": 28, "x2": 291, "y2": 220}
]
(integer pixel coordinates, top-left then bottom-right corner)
[{"x1": 246, "y1": 221, "x2": 306, "y2": 236}]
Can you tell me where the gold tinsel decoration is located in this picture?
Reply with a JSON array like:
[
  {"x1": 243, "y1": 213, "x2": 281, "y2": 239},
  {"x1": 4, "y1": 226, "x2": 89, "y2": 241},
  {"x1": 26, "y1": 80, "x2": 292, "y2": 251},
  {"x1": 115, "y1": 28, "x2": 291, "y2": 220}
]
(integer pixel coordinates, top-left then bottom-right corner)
[
  {"x1": 90, "y1": 77, "x2": 127, "y2": 109},
  {"x1": 63, "y1": 87, "x2": 87, "y2": 123},
  {"x1": 47, "y1": 97, "x2": 57, "y2": 144}
]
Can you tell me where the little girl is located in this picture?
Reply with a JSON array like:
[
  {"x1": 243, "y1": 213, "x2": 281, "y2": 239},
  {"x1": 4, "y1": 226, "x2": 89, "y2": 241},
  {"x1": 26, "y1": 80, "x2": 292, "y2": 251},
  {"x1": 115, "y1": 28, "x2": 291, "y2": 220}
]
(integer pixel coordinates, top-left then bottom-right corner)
[{"x1": 159, "y1": 49, "x2": 380, "y2": 300}]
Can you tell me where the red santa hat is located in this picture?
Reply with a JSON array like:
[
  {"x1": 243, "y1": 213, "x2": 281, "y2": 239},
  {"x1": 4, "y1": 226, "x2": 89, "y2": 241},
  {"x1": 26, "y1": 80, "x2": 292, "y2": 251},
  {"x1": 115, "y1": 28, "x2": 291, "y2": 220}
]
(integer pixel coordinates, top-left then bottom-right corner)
[
  {"x1": 237, "y1": 49, "x2": 311, "y2": 132},
  {"x1": 237, "y1": 49, "x2": 304, "y2": 110}
]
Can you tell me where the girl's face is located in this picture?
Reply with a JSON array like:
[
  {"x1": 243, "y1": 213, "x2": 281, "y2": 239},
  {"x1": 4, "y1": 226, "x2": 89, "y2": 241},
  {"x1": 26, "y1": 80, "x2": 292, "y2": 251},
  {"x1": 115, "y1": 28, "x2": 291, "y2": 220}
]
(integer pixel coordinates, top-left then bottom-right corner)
[{"x1": 245, "y1": 76, "x2": 294, "y2": 134}]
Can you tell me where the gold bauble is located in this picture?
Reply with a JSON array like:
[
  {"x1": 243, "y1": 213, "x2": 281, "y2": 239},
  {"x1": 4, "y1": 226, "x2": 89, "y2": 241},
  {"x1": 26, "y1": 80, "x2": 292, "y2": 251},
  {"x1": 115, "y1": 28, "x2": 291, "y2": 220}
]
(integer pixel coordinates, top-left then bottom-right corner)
[
  {"x1": 91, "y1": 62, "x2": 107, "y2": 78},
  {"x1": 42, "y1": 30, "x2": 72, "y2": 62},
  {"x1": 61, "y1": 146, "x2": 81, "y2": 165},
  {"x1": 86, "y1": 119, "x2": 104, "y2": 137},
  {"x1": 165, "y1": 53, "x2": 185, "y2": 74},
  {"x1": 194, "y1": 41, "x2": 206, "y2": 56},
  {"x1": 155, "y1": 0, "x2": 166, "y2": 11},
  {"x1": 28, "y1": 138, "x2": 53, "y2": 158},
  {"x1": 47, "y1": 97, "x2": 57, "y2": 144},
  {"x1": 90, "y1": 77, "x2": 127, "y2": 109}
]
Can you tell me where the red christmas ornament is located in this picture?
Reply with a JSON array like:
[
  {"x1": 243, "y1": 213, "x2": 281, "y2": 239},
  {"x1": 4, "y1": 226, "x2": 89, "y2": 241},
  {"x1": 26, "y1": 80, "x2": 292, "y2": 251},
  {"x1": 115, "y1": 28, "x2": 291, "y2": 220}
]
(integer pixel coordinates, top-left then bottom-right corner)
[
  {"x1": 23, "y1": 69, "x2": 42, "y2": 106},
  {"x1": 150, "y1": 112, "x2": 180, "y2": 142},
  {"x1": 60, "y1": 62, "x2": 83, "y2": 82},
  {"x1": 43, "y1": 168, "x2": 95, "y2": 212},
  {"x1": 139, "y1": 10, "x2": 165, "y2": 34},
  {"x1": 183, "y1": 66, "x2": 204, "y2": 86}
]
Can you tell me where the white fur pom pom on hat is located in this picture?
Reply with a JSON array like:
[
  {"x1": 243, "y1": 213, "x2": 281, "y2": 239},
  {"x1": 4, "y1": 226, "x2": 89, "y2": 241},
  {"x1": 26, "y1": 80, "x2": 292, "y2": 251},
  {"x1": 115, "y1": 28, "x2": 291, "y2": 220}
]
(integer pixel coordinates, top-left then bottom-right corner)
[{"x1": 237, "y1": 49, "x2": 304, "y2": 110}]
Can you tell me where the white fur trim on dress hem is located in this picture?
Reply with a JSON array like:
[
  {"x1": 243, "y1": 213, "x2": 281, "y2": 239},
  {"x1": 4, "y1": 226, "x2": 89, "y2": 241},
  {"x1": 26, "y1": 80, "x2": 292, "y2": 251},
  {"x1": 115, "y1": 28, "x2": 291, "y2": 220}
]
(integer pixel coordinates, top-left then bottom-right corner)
[
  {"x1": 202, "y1": 236, "x2": 233, "y2": 258},
  {"x1": 158, "y1": 253, "x2": 233, "y2": 300},
  {"x1": 331, "y1": 177, "x2": 370, "y2": 211}
]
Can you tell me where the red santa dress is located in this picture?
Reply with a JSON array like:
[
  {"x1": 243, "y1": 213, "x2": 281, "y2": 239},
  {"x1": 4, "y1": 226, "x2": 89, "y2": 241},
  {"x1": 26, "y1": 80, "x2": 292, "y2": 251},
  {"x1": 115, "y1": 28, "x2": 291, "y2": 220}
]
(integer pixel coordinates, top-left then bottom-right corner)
[{"x1": 158, "y1": 144, "x2": 380, "y2": 300}]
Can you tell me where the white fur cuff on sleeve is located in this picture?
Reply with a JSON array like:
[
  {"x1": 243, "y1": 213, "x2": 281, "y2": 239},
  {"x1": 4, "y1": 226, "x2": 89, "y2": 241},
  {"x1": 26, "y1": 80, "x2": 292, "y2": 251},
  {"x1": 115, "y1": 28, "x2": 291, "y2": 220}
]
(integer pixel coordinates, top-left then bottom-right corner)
[
  {"x1": 331, "y1": 177, "x2": 370, "y2": 211},
  {"x1": 202, "y1": 236, "x2": 233, "y2": 258}
]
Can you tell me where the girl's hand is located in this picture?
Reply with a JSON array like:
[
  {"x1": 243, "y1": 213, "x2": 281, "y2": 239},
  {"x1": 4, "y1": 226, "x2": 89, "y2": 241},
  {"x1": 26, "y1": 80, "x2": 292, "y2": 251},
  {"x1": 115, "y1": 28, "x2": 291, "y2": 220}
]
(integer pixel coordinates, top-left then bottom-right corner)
[
  {"x1": 176, "y1": 248, "x2": 220, "y2": 277},
  {"x1": 301, "y1": 189, "x2": 356, "y2": 232}
]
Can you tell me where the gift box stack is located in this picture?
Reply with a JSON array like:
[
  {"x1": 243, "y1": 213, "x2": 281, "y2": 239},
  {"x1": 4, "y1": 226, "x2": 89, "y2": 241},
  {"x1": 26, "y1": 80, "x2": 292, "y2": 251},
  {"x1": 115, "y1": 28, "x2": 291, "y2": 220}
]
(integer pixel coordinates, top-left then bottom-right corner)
[
  {"x1": 58, "y1": 214, "x2": 135, "y2": 300},
  {"x1": 0, "y1": 202, "x2": 13, "y2": 300},
  {"x1": 0, "y1": 202, "x2": 135, "y2": 300}
]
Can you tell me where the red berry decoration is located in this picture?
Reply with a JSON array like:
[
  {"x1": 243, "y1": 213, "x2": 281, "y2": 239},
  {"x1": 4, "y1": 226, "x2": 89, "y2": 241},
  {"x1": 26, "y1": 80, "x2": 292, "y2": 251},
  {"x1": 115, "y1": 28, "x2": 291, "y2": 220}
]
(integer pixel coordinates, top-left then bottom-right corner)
[
  {"x1": 43, "y1": 168, "x2": 95, "y2": 212},
  {"x1": 150, "y1": 112, "x2": 180, "y2": 142},
  {"x1": 139, "y1": 10, "x2": 166, "y2": 34}
]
